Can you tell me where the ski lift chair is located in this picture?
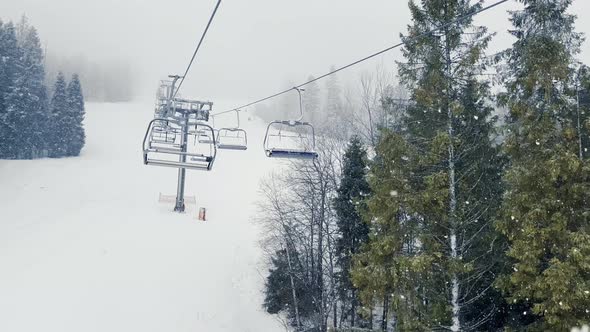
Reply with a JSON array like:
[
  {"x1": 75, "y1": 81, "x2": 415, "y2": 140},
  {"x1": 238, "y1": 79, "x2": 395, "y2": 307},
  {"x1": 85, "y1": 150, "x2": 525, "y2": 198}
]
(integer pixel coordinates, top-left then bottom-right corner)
[
  {"x1": 143, "y1": 118, "x2": 216, "y2": 171},
  {"x1": 190, "y1": 123, "x2": 218, "y2": 168},
  {"x1": 263, "y1": 88, "x2": 318, "y2": 159},
  {"x1": 150, "y1": 120, "x2": 178, "y2": 145},
  {"x1": 216, "y1": 110, "x2": 248, "y2": 151}
]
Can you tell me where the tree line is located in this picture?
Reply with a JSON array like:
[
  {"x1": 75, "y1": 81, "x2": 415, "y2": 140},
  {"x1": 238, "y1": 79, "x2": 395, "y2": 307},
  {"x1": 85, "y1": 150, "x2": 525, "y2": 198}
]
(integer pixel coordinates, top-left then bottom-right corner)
[
  {"x1": 0, "y1": 17, "x2": 85, "y2": 159},
  {"x1": 259, "y1": 0, "x2": 590, "y2": 331}
]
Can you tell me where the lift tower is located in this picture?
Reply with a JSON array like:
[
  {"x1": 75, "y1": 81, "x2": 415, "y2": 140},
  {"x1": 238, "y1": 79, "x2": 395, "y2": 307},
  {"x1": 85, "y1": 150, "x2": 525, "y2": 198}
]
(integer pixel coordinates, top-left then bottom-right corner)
[{"x1": 142, "y1": 75, "x2": 216, "y2": 213}]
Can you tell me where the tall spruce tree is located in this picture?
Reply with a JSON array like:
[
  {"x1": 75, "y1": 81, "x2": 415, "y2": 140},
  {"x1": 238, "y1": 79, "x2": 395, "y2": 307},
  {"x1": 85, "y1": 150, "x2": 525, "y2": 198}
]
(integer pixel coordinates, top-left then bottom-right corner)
[
  {"x1": 495, "y1": 0, "x2": 590, "y2": 330},
  {"x1": 333, "y1": 136, "x2": 370, "y2": 327},
  {"x1": 5, "y1": 23, "x2": 48, "y2": 159},
  {"x1": 49, "y1": 72, "x2": 68, "y2": 157},
  {"x1": 66, "y1": 73, "x2": 85, "y2": 156},
  {"x1": 352, "y1": 0, "x2": 505, "y2": 330},
  {"x1": 352, "y1": 131, "x2": 425, "y2": 330},
  {"x1": 0, "y1": 22, "x2": 21, "y2": 158},
  {"x1": 0, "y1": 21, "x2": 8, "y2": 158}
]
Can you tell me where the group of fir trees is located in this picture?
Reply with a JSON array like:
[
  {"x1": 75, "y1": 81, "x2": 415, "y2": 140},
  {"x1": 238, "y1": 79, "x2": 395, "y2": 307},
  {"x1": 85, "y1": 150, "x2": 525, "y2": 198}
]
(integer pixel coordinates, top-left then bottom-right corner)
[
  {"x1": 261, "y1": 0, "x2": 590, "y2": 330},
  {"x1": 342, "y1": 0, "x2": 590, "y2": 331},
  {"x1": 48, "y1": 72, "x2": 86, "y2": 157},
  {"x1": 0, "y1": 17, "x2": 85, "y2": 160}
]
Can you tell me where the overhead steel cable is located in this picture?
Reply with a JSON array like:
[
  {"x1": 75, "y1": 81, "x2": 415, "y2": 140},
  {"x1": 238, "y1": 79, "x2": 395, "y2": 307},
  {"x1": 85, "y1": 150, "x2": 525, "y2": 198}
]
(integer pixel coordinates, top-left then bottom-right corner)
[
  {"x1": 173, "y1": 0, "x2": 222, "y2": 99},
  {"x1": 213, "y1": 0, "x2": 510, "y2": 116}
]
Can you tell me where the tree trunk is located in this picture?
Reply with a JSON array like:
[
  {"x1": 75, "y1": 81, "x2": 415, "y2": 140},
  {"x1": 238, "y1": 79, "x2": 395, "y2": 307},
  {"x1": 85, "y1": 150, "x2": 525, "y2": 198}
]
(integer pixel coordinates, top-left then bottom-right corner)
[
  {"x1": 333, "y1": 303, "x2": 337, "y2": 329},
  {"x1": 576, "y1": 75, "x2": 583, "y2": 160},
  {"x1": 285, "y1": 242, "x2": 302, "y2": 329},
  {"x1": 351, "y1": 289, "x2": 356, "y2": 327},
  {"x1": 317, "y1": 181, "x2": 326, "y2": 332},
  {"x1": 444, "y1": 15, "x2": 461, "y2": 332},
  {"x1": 381, "y1": 295, "x2": 389, "y2": 331}
]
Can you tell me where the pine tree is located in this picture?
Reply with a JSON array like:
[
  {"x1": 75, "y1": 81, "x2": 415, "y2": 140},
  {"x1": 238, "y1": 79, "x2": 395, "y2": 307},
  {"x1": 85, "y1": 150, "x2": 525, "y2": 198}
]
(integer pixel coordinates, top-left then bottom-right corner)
[
  {"x1": 66, "y1": 73, "x2": 85, "y2": 156},
  {"x1": 351, "y1": 131, "x2": 426, "y2": 330},
  {"x1": 0, "y1": 20, "x2": 7, "y2": 158},
  {"x1": 352, "y1": 0, "x2": 505, "y2": 330},
  {"x1": 5, "y1": 23, "x2": 48, "y2": 159},
  {"x1": 333, "y1": 136, "x2": 370, "y2": 327},
  {"x1": 495, "y1": 1, "x2": 590, "y2": 330},
  {"x1": 48, "y1": 72, "x2": 68, "y2": 157},
  {"x1": 264, "y1": 248, "x2": 315, "y2": 327},
  {"x1": 0, "y1": 22, "x2": 20, "y2": 158}
]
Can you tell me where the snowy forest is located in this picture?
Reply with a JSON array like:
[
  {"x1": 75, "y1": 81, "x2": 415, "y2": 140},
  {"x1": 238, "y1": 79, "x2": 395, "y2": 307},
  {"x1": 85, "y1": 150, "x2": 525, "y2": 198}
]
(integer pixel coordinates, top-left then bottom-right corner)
[
  {"x1": 258, "y1": 1, "x2": 590, "y2": 331},
  {"x1": 0, "y1": 17, "x2": 85, "y2": 159}
]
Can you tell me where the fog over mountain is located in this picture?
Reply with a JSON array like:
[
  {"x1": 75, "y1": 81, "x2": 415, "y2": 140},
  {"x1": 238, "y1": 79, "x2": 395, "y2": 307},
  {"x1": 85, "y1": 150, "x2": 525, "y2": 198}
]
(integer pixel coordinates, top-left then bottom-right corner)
[{"x1": 5, "y1": 0, "x2": 588, "y2": 105}]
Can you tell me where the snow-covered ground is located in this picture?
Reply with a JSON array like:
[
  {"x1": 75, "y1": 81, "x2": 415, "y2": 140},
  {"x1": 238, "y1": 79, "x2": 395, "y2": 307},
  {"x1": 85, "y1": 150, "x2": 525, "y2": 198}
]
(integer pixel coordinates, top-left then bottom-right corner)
[{"x1": 0, "y1": 102, "x2": 285, "y2": 332}]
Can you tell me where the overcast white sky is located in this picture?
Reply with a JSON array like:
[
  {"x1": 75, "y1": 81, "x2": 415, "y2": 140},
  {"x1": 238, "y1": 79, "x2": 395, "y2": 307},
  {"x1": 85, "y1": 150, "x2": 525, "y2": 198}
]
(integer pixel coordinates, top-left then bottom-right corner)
[{"x1": 2, "y1": 0, "x2": 590, "y2": 108}]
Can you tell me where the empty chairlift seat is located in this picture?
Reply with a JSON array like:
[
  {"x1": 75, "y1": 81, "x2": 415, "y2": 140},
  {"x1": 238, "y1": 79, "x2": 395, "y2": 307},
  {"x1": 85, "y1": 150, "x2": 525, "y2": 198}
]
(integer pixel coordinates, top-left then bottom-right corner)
[
  {"x1": 143, "y1": 118, "x2": 216, "y2": 171},
  {"x1": 217, "y1": 128, "x2": 248, "y2": 150},
  {"x1": 264, "y1": 120, "x2": 318, "y2": 159},
  {"x1": 216, "y1": 110, "x2": 248, "y2": 151},
  {"x1": 263, "y1": 88, "x2": 318, "y2": 160}
]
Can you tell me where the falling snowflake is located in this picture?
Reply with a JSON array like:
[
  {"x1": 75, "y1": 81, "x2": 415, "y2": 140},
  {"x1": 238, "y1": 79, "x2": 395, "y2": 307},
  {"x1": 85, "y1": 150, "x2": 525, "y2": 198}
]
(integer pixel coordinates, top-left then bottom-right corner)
[
  {"x1": 511, "y1": 216, "x2": 515, "y2": 220},
  {"x1": 535, "y1": 140, "x2": 540, "y2": 146},
  {"x1": 390, "y1": 190, "x2": 398, "y2": 197},
  {"x1": 473, "y1": 115, "x2": 479, "y2": 120}
]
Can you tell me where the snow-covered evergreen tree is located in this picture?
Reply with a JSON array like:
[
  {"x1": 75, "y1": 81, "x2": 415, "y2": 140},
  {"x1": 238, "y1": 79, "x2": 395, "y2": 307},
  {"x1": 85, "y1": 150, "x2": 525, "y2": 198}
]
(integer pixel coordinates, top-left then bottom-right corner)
[
  {"x1": 0, "y1": 22, "x2": 21, "y2": 158},
  {"x1": 66, "y1": 74, "x2": 85, "y2": 156},
  {"x1": 4, "y1": 22, "x2": 48, "y2": 159},
  {"x1": 48, "y1": 72, "x2": 68, "y2": 157}
]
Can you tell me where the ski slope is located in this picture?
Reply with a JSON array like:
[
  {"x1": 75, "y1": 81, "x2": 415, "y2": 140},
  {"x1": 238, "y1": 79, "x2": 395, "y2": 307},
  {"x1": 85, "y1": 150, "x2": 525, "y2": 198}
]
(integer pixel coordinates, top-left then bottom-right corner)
[{"x1": 0, "y1": 102, "x2": 285, "y2": 332}]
